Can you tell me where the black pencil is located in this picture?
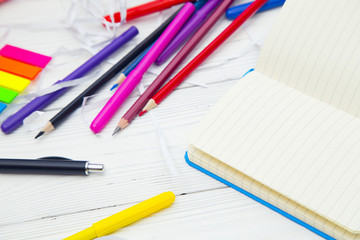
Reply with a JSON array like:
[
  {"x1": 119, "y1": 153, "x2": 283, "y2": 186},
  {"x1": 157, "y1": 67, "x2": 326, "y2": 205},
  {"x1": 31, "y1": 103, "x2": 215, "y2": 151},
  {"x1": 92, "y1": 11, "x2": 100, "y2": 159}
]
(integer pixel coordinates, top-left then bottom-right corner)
[{"x1": 35, "y1": 9, "x2": 180, "y2": 139}]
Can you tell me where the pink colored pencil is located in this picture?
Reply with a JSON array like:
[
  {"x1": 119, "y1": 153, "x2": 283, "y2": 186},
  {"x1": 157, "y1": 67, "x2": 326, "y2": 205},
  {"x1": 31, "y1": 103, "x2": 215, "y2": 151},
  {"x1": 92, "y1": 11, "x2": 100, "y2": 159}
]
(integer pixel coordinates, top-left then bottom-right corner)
[{"x1": 90, "y1": 3, "x2": 195, "y2": 134}]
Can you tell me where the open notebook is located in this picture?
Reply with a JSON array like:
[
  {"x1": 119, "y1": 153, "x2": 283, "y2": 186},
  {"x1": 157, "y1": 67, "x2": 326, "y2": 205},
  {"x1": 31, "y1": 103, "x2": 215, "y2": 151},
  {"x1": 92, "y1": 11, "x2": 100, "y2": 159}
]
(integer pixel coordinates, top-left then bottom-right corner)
[{"x1": 187, "y1": 0, "x2": 360, "y2": 239}]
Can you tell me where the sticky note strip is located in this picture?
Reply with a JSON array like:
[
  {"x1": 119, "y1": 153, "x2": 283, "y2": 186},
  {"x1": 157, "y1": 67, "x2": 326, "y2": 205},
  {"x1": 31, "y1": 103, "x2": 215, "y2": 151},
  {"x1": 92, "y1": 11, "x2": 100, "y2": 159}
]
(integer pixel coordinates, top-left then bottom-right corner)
[
  {"x1": 0, "y1": 44, "x2": 52, "y2": 68},
  {"x1": 0, "y1": 86, "x2": 18, "y2": 103},
  {"x1": 0, "y1": 56, "x2": 42, "y2": 80},
  {"x1": 0, "y1": 71, "x2": 30, "y2": 92},
  {"x1": 0, "y1": 102, "x2": 6, "y2": 114}
]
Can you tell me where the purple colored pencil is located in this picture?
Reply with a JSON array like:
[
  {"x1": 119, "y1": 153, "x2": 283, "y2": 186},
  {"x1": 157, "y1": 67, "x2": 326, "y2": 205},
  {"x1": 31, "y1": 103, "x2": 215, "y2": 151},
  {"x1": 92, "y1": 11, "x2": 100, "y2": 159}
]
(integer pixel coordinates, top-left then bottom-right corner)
[
  {"x1": 114, "y1": 0, "x2": 228, "y2": 133},
  {"x1": 1, "y1": 26, "x2": 138, "y2": 134},
  {"x1": 155, "y1": 0, "x2": 221, "y2": 66}
]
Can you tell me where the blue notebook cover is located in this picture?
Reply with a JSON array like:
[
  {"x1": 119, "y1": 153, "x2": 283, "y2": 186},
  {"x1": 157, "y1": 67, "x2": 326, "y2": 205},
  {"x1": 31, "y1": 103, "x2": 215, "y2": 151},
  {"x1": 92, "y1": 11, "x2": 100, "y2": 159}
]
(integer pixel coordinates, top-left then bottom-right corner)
[{"x1": 185, "y1": 151, "x2": 334, "y2": 240}]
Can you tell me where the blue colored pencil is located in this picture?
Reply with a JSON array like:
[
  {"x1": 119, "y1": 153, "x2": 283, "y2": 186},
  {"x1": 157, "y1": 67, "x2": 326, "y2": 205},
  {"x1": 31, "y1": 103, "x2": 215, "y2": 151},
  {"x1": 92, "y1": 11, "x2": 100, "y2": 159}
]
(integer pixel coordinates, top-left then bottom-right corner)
[
  {"x1": 110, "y1": 45, "x2": 153, "y2": 91},
  {"x1": 226, "y1": 0, "x2": 285, "y2": 20}
]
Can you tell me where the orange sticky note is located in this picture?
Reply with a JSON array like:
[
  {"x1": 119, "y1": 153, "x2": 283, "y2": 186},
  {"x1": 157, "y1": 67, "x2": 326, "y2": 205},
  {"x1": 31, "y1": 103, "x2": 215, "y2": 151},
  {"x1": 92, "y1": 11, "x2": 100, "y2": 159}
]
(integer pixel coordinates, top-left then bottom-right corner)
[{"x1": 0, "y1": 56, "x2": 42, "y2": 80}]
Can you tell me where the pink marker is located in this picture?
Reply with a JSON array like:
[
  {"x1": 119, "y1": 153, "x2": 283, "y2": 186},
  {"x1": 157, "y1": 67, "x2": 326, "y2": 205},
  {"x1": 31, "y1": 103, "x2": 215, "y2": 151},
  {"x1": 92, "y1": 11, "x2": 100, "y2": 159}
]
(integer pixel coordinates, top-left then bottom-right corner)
[{"x1": 90, "y1": 3, "x2": 195, "y2": 134}]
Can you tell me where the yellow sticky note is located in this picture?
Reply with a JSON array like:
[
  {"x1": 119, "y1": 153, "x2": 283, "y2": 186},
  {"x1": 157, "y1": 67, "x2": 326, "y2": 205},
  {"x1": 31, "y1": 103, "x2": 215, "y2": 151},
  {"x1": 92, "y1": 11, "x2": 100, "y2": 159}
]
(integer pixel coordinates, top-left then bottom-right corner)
[{"x1": 0, "y1": 70, "x2": 31, "y2": 92}]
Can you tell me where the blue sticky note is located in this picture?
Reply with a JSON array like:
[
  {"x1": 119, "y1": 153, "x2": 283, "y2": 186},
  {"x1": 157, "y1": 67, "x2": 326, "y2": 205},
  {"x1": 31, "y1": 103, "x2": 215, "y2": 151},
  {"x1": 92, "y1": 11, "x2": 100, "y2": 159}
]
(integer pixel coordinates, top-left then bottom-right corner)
[{"x1": 0, "y1": 102, "x2": 7, "y2": 114}]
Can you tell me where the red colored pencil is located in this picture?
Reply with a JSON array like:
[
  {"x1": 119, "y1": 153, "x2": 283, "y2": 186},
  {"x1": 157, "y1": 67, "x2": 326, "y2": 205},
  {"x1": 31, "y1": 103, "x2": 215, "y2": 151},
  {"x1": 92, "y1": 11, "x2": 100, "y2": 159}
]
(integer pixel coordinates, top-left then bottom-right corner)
[
  {"x1": 104, "y1": 0, "x2": 189, "y2": 23},
  {"x1": 140, "y1": 0, "x2": 268, "y2": 115}
]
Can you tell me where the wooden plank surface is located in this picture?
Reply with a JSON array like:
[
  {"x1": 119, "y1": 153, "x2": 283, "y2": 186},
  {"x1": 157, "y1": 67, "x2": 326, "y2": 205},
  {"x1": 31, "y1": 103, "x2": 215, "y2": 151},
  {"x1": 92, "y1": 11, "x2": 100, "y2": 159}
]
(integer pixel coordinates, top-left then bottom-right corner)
[{"x1": 0, "y1": 0, "x2": 322, "y2": 239}]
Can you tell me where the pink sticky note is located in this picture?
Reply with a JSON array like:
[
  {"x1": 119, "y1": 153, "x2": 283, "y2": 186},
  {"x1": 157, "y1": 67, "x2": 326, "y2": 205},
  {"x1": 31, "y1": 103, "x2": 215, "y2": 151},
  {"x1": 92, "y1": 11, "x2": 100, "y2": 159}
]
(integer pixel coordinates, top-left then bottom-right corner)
[{"x1": 0, "y1": 45, "x2": 52, "y2": 68}]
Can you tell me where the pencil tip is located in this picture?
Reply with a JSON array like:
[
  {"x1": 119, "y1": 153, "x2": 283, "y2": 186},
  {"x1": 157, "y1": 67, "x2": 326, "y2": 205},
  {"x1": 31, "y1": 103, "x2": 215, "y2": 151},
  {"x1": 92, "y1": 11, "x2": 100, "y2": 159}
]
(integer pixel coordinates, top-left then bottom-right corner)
[
  {"x1": 139, "y1": 110, "x2": 147, "y2": 116},
  {"x1": 110, "y1": 84, "x2": 118, "y2": 91},
  {"x1": 35, "y1": 131, "x2": 44, "y2": 139},
  {"x1": 112, "y1": 127, "x2": 121, "y2": 136}
]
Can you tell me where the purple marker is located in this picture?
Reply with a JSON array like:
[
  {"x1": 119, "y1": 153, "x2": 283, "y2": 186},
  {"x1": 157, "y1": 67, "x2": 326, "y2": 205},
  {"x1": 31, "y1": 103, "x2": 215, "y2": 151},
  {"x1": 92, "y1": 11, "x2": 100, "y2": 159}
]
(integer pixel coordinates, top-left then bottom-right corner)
[
  {"x1": 155, "y1": 0, "x2": 221, "y2": 66},
  {"x1": 1, "y1": 26, "x2": 138, "y2": 134}
]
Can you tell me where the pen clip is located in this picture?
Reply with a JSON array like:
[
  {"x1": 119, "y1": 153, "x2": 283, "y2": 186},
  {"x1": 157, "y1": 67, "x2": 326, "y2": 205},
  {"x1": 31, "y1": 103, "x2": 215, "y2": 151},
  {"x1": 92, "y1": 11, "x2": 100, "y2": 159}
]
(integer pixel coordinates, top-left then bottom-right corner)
[{"x1": 37, "y1": 156, "x2": 73, "y2": 161}]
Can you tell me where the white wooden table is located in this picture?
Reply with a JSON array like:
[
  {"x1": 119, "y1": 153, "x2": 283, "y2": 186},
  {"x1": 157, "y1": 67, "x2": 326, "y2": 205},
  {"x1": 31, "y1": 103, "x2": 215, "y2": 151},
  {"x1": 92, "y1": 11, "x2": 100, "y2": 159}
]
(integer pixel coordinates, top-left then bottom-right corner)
[{"x1": 0, "y1": 1, "x2": 323, "y2": 239}]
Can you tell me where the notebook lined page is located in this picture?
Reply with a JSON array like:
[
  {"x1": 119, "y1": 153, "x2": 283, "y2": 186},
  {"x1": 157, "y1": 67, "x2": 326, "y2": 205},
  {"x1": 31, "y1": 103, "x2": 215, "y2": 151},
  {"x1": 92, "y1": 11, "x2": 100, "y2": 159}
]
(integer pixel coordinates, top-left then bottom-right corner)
[
  {"x1": 188, "y1": 71, "x2": 360, "y2": 232},
  {"x1": 256, "y1": 0, "x2": 360, "y2": 118}
]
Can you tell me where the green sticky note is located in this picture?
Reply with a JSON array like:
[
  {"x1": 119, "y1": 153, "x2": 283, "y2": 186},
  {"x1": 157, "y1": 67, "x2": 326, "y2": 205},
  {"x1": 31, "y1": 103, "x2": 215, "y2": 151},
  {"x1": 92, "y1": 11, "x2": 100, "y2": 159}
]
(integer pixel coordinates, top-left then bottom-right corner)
[{"x1": 0, "y1": 86, "x2": 18, "y2": 103}]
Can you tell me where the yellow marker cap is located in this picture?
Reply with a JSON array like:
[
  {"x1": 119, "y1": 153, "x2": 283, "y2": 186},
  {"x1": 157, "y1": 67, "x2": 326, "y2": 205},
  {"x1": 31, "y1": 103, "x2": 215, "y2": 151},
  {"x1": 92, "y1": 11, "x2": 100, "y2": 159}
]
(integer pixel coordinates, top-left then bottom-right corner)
[
  {"x1": 0, "y1": 70, "x2": 31, "y2": 92},
  {"x1": 64, "y1": 191, "x2": 175, "y2": 240}
]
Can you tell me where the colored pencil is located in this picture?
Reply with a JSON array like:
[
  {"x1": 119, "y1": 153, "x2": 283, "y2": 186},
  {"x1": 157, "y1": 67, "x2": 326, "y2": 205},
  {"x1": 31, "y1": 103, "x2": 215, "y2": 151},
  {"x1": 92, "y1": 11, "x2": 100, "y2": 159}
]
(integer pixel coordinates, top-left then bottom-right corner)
[
  {"x1": 104, "y1": 0, "x2": 189, "y2": 23},
  {"x1": 90, "y1": 3, "x2": 196, "y2": 134},
  {"x1": 141, "y1": 0, "x2": 268, "y2": 115},
  {"x1": 226, "y1": 0, "x2": 285, "y2": 20},
  {"x1": 108, "y1": 0, "x2": 209, "y2": 90},
  {"x1": 155, "y1": 0, "x2": 219, "y2": 66},
  {"x1": 1, "y1": 26, "x2": 138, "y2": 135},
  {"x1": 113, "y1": 0, "x2": 228, "y2": 134},
  {"x1": 32, "y1": 9, "x2": 183, "y2": 139},
  {"x1": 110, "y1": 45, "x2": 153, "y2": 91}
]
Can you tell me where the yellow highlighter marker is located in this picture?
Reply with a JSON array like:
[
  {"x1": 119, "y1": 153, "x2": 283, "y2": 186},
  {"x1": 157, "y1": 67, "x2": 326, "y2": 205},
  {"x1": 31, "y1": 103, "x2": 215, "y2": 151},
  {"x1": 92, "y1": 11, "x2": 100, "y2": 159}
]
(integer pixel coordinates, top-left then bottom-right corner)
[{"x1": 64, "y1": 191, "x2": 175, "y2": 240}]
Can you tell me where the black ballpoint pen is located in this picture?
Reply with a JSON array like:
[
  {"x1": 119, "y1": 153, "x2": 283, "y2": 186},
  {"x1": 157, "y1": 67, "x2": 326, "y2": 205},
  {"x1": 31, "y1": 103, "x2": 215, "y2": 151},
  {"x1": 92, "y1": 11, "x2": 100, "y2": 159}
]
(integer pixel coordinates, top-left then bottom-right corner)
[{"x1": 0, "y1": 157, "x2": 104, "y2": 175}]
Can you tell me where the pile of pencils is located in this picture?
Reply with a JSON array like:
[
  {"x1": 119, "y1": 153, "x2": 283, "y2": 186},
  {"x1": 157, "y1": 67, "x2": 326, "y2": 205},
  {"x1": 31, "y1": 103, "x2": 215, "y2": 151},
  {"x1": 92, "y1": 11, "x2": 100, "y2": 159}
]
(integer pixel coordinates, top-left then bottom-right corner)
[{"x1": 0, "y1": 0, "x2": 284, "y2": 138}]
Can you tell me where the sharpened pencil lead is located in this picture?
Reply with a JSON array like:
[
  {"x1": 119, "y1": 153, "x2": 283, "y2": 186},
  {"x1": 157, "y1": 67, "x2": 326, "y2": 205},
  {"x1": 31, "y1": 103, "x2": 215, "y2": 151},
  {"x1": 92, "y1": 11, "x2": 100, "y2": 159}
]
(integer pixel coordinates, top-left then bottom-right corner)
[
  {"x1": 35, "y1": 122, "x2": 55, "y2": 139},
  {"x1": 112, "y1": 127, "x2": 121, "y2": 136},
  {"x1": 139, "y1": 110, "x2": 147, "y2": 116},
  {"x1": 110, "y1": 73, "x2": 126, "y2": 91},
  {"x1": 110, "y1": 84, "x2": 119, "y2": 91},
  {"x1": 141, "y1": 99, "x2": 157, "y2": 115},
  {"x1": 35, "y1": 131, "x2": 44, "y2": 139}
]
